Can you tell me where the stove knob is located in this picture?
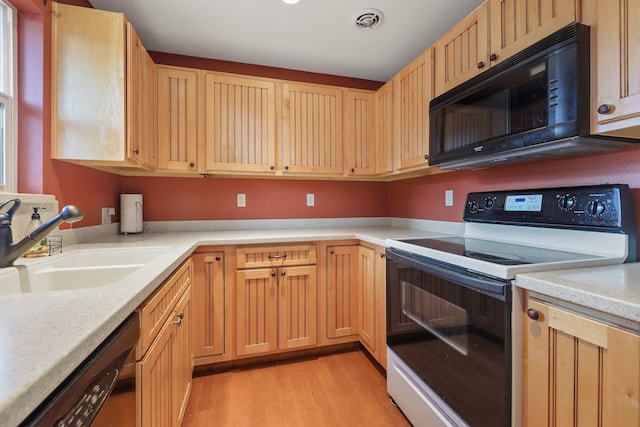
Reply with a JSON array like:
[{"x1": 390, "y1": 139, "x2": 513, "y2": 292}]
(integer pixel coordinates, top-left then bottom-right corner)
[
  {"x1": 588, "y1": 201, "x2": 606, "y2": 216},
  {"x1": 468, "y1": 201, "x2": 480, "y2": 214},
  {"x1": 484, "y1": 198, "x2": 494, "y2": 209},
  {"x1": 558, "y1": 194, "x2": 576, "y2": 210}
]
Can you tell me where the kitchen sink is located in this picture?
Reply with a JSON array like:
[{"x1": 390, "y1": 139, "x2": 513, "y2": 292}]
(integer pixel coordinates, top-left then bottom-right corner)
[{"x1": 0, "y1": 247, "x2": 170, "y2": 295}]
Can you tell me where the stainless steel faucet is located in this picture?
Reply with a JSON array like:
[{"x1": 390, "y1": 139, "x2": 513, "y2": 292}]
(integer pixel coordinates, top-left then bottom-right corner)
[{"x1": 0, "y1": 199, "x2": 84, "y2": 267}]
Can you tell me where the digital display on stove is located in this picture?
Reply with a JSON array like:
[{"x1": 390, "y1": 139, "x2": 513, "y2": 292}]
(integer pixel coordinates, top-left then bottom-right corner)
[{"x1": 505, "y1": 194, "x2": 543, "y2": 211}]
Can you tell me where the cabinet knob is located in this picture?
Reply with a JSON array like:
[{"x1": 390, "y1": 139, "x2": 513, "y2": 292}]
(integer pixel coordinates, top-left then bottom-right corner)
[
  {"x1": 215, "y1": 256, "x2": 221, "y2": 261},
  {"x1": 284, "y1": 165, "x2": 289, "y2": 170},
  {"x1": 133, "y1": 149, "x2": 139, "y2": 155},
  {"x1": 271, "y1": 271, "x2": 276, "y2": 277},
  {"x1": 489, "y1": 53, "x2": 498, "y2": 62},
  {"x1": 526, "y1": 308, "x2": 540, "y2": 320},
  {"x1": 597, "y1": 104, "x2": 614, "y2": 115},
  {"x1": 477, "y1": 61, "x2": 486, "y2": 69},
  {"x1": 424, "y1": 154, "x2": 429, "y2": 161},
  {"x1": 270, "y1": 165, "x2": 275, "y2": 170},
  {"x1": 189, "y1": 162, "x2": 195, "y2": 168},
  {"x1": 329, "y1": 249, "x2": 334, "y2": 255},
  {"x1": 351, "y1": 168, "x2": 355, "y2": 173},
  {"x1": 380, "y1": 252, "x2": 386, "y2": 258},
  {"x1": 281, "y1": 271, "x2": 286, "y2": 276}
]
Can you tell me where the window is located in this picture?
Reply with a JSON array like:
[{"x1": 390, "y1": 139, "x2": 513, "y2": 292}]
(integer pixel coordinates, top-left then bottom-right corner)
[{"x1": 0, "y1": 0, "x2": 16, "y2": 193}]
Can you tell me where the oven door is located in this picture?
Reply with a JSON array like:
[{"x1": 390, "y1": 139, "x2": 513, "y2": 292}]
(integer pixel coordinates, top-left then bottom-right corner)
[{"x1": 386, "y1": 248, "x2": 511, "y2": 427}]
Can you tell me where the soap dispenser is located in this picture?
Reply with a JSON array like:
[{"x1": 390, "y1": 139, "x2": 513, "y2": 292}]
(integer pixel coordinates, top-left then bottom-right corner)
[{"x1": 25, "y1": 207, "x2": 45, "y2": 235}]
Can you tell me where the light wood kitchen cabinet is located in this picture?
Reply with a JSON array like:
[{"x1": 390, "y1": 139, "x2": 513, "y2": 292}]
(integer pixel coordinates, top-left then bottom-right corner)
[
  {"x1": 204, "y1": 73, "x2": 277, "y2": 173},
  {"x1": 393, "y1": 49, "x2": 433, "y2": 172},
  {"x1": 375, "y1": 81, "x2": 394, "y2": 176},
  {"x1": 142, "y1": 49, "x2": 158, "y2": 168},
  {"x1": 192, "y1": 250, "x2": 233, "y2": 364},
  {"x1": 235, "y1": 244, "x2": 317, "y2": 357},
  {"x1": 592, "y1": 0, "x2": 640, "y2": 138},
  {"x1": 434, "y1": 3, "x2": 489, "y2": 97},
  {"x1": 51, "y1": 3, "x2": 156, "y2": 170},
  {"x1": 523, "y1": 296, "x2": 640, "y2": 426},
  {"x1": 136, "y1": 258, "x2": 193, "y2": 427},
  {"x1": 434, "y1": 0, "x2": 576, "y2": 97},
  {"x1": 358, "y1": 244, "x2": 387, "y2": 368},
  {"x1": 319, "y1": 243, "x2": 360, "y2": 345},
  {"x1": 344, "y1": 89, "x2": 376, "y2": 177},
  {"x1": 282, "y1": 83, "x2": 343, "y2": 175},
  {"x1": 157, "y1": 65, "x2": 200, "y2": 172}
]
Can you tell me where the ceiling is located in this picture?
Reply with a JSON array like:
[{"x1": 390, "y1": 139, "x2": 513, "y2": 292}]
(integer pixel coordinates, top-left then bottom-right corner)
[{"x1": 88, "y1": 0, "x2": 484, "y2": 83}]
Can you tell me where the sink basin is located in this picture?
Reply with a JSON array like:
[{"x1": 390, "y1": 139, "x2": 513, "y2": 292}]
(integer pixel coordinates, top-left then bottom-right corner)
[{"x1": 0, "y1": 246, "x2": 170, "y2": 295}]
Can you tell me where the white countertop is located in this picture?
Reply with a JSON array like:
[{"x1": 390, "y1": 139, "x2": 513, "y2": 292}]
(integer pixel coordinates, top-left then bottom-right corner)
[
  {"x1": 1, "y1": 223, "x2": 639, "y2": 426},
  {"x1": 515, "y1": 263, "x2": 640, "y2": 324},
  {"x1": 0, "y1": 225, "x2": 447, "y2": 426}
]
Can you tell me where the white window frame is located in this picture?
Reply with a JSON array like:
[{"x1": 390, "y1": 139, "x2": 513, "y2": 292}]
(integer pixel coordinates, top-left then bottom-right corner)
[{"x1": 0, "y1": 0, "x2": 17, "y2": 193}]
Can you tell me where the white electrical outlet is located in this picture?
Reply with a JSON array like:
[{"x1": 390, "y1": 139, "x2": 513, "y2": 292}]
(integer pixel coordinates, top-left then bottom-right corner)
[
  {"x1": 445, "y1": 190, "x2": 454, "y2": 207},
  {"x1": 306, "y1": 194, "x2": 315, "y2": 207},
  {"x1": 101, "y1": 207, "x2": 112, "y2": 224},
  {"x1": 237, "y1": 194, "x2": 246, "y2": 208}
]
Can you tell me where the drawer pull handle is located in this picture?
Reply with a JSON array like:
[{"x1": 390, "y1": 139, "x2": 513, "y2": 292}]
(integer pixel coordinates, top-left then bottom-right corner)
[
  {"x1": 172, "y1": 312, "x2": 184, "y2": 326},
  {"x1": 268, "y1": 254, "x2": 287, "y2": 259}
]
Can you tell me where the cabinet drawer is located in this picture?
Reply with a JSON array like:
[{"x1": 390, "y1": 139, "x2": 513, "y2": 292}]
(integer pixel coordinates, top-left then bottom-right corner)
[
  {"x1": 236, "y1": 244, "x2": 316, "y2": 269},
  {"x1": 137, "y1": 258, "x2": 192, "y2": 359}
]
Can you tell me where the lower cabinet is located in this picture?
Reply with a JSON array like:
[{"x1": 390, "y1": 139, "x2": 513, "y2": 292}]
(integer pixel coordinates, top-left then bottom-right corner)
[
  {"x1": 357, "y1": 244, "x2": 387, "y2": 369},
  {"x1": 523, "y1": 294, "x2": 640, "y2": 426},
  {"x1": 235, "y1": 244, "x2": 318, "y2": 357},
  {"x1": 136, "y1": 258, "x2": 193, "y2": 427}
]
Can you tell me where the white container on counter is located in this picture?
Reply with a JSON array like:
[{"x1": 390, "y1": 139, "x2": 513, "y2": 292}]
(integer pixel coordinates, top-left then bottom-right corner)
[{"x1": 120, "y1": 194, "x2": 143, "y2": 233}]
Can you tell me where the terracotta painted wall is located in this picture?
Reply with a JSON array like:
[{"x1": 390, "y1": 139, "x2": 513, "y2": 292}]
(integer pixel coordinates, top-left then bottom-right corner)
[
  {"x1": 121, "y1": 177, "x2": 387, "y2": 220},
  {"x1": 388, "y1": 145, "x2": 640, "y2": 223}
]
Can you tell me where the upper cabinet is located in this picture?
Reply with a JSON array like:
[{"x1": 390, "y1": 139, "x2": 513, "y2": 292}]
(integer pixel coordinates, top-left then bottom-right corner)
[
  {"x1": 434, "y1": 0, "x2": 576, "y2": 97},
  {"x1": 592, "y1": 0, "x2": 640, "y2": 138},
  {"x1": 51, "y1": 3, "x2": 156, "y2": 170},
  {"x1": 344, "y1": 89, "x2": 376, "y2": 177},
  {"x1": 156, "y1": 65, "x2": 200, "y2": 173},
  {"x1": 434, "y1": 3, "x2": 489, "y2": 97},
  {"x1": 204, "y1": 73, "x2": 277, "y2": 174},
  {"x1": 281, "y1": 83, "x2": 343, "y2": 175},
  {"x1": 374, "y1": 81, "x2": 394, "y2": 176},
  {"x1": 393, "y1": 49, "x2": 433, "y2": 172}
]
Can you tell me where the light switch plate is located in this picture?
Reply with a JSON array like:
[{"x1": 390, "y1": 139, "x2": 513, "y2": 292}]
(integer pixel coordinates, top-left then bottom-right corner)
[
  {"x1": 445, "y1": 190, "x2": 454, "y2": 207},
  {"x1": 237, "y1": 194, "x2": 246, "y2": 208},
  {"x1": 101, "y1": 207, "x2": 111, "y2": 224},
  {"x1": 306, "y1": 194, "x2": 315, "y2": 206}
]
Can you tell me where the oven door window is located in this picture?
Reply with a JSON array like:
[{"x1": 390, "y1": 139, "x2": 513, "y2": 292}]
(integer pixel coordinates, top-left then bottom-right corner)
[{"x1": 388, "y1": 258, "x2": 510, "y2": 426}]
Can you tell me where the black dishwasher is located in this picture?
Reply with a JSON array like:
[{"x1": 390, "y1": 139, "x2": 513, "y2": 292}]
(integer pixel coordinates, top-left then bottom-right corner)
[{"x1": 20, "y1": 312, "x2": 139, "y2": 427}]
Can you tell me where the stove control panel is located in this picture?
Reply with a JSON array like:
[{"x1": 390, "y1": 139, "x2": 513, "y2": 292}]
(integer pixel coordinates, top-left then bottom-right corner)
[{"x1": 463, "y1": 184, "x2": 635, "y2": 233}]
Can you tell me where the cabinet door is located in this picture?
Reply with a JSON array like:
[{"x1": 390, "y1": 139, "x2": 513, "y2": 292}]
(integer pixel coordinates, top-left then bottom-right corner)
[
  {"x1": 393, "y1": 49, "x2": 433, "y2": 171},
  {"x1": 489, "y1": 0, "x2": 576, "y2": 68},
  {"x1": 192, "y1": 252, "x2": 226, "y2": 358},
  {"x1": 172, "y1": 288, "x2": 192, "y2": 426},
  {"x1": 375, "y1": 247, "x2": 387, "y2": 369},
  {"x1": 325, "y1": 245, "x2": 359, "y2": 339},
  {"x1": 204, "y1": 73, "x2": 276, "y2": 173},
  {"x1": 138, "y1": 313, "x2": 174, "y2": 427},
  {"x1": 236, "y1": 268, "x2": 278, "y2": 356},
  {"x1": 51, "y1": 3, "x2": 127, "y2": 162},
  {"x1": 358, "y1": 246, "x2": 376, "y2": 353},
  {"x1": 594, "y1": 0, "x2": 640, "y2": 137},
  {"x1": 157, "y1": 66, "x2": 199, "y2": 172},
  {"x1": 344, "y1": 90, "x2": 376, "y2": 176},
  {"x1": 434, "y1": 3, "x2": 488, "y2": 97},
  {"x1": 523, "y1": 298, "x2": 640, "y2": 426},
  {"x1": 375, "y1": 81, "x2": 394, "y2": 175},
  {"x1": 278, "y1": 265, "x2": 317, "y2": 350},
  {"x1": 126, "y1": 23, "x2": 145, "y2": 167},
  {"x1": 282, "y1": 83, "x2": 343, "y2": 175}
]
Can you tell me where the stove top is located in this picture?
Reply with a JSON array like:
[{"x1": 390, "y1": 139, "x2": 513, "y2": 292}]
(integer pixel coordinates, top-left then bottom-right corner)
[
  {"x1": 400, "y1": 236, "x2": 603, "y2": 266},
  {"x1": 386, "y1": 185, "x2": 635, "y2": 281}
]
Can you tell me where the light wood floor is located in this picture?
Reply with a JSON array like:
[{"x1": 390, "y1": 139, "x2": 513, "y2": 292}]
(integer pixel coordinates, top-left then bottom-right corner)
[{"x1": 182, "y1": 350, "x2": 411, "y2": 427}]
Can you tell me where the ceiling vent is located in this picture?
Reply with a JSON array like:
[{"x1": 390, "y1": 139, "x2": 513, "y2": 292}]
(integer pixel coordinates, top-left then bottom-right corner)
[{"x1": 354, "y1": 9, "x2": 384, "y2": 30}]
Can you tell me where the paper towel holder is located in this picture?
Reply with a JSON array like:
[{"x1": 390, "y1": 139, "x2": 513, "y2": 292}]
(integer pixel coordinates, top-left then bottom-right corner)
[{"x1": 120, "y1": 193, "x2": 144, "y2": 234}]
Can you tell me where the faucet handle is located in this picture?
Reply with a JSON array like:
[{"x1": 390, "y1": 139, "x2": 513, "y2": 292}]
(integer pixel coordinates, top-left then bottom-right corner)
[{"x1": 0, "y1": 199, "x2": 21, "y2": 225}]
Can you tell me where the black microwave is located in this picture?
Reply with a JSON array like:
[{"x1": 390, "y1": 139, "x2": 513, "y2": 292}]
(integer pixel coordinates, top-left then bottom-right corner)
[{"x1": 429, "y1": 24, "x2": 633, "y2": 170}]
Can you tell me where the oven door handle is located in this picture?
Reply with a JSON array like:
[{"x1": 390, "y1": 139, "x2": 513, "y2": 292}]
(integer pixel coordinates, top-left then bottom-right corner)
[{"x1": 387, "y1": 248, "x2": 508, "y2": 300}]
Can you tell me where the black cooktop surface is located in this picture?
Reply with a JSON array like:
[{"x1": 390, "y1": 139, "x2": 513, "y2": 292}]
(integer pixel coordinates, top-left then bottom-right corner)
[{"x1": 399, "y1": 236, "x2": 602, "y2": 265}]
